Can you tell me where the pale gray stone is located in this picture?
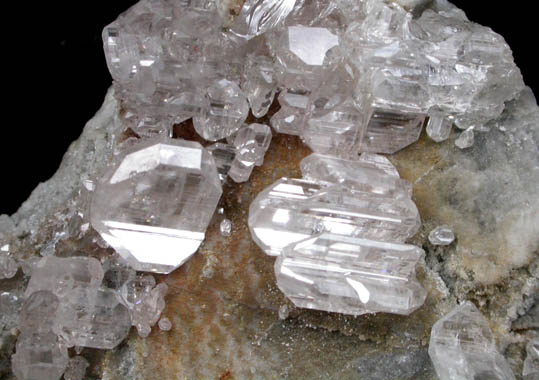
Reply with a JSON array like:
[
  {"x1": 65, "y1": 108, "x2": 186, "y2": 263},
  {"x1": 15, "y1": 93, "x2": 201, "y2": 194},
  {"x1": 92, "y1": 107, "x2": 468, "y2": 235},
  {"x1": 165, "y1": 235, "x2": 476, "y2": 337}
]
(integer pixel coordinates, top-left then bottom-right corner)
[
  {"x1": 63, "y1": 356, "x2": 89, "y2": 380},
  {"x1": 90, "y1": 137, "x2": 222, "y2": 273},
  {"x1": 242, "y1": 55, "x2": 277, "y2": 118},
  {"x1": 523, "y1": 339, "x2": 539, "y2": 377},
  {"x1": 0, "y1": 255, "x2": 18, "y2": 279},
  {"x1": 428, "y1": 302, "x2": 516, "y2": 380}
]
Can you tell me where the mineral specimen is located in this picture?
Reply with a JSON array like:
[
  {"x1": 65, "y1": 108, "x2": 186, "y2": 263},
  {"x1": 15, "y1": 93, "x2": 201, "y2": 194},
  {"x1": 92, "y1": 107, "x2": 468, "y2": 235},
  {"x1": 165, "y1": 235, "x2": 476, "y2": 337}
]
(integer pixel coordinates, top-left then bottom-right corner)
[
  {"x1": 428, "y1": 225, "x2": 455, "y2": 246},
  {"x1": 428, "y1": 302, "x2": 516, "y2": 380},
  {"x1": 426, "y1": 108, "x2": 454, "y2": 143},
  {"x1": 90, "y1": 137, "x2": 222, "y2": 273},
  {"x1": 229, "y1": 123, "x2": 272, "y2": 182},
  {"x1": 275, "y1": 233, "x2": 427, "y2": 315},
  {"x1": 206, "y1": 142, "x2": 237, "y2": 183},
  {"x1": 455, "y1": 126, "x2": 475, "y2": 149},
  {"x1": 220, "y1": 219, "x2": 232, "y2": 237}
]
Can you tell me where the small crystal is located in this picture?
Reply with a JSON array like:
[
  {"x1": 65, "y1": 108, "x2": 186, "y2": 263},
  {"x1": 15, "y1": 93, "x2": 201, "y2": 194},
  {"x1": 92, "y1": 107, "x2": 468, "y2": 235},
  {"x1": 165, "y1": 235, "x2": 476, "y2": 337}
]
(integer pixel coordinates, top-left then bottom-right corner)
[
  {"x1": 130, "y1": 283, "x2": 168, "y2": 337},
  {"x1": 523, "y1": 340, "x2": 539, "y2": 377},
  {"x1": 63, "y1": 356, "x2": 89, "y2": 380},
  {"x1": 249, "y1": 178, "x2": 421, "y2": 256},
  {"x1": 55, "y1": 287, "x2": 131, "y2": 349},
  {"x1": 275, "y1": 233, "x2": 427, "y2": 315},
  {"x1": 0, "y1": 255, "x2": 18, "y2": 279},
  {"x1": 428, "y1": 225, "x2": 455, "y2": 246},
  {"x1": 220, "y1": 219, "x2": 232, "y2": 237},
  {"x1": 426, "y1": 108, "x2": 454, "y2": 142},
  {"x1": 25, "y1": 256, "x2": 104, "y2": 299},
  {"x1": 278, "y1": 305, "x2": 289, "y2": 320},
  {"x1": 242, "y1": 55, "x2": 277, "y2": 118},
  {"x1": 229, "y1": 123, "x2": 272, "y2": 183},
  {"x1": 270, "y1": 89, "x2": 309, "y2": 135},
  {"x1": 193, "y1": 79, "x2": 249, "y2": 141},
  {"x1": 455, "y1": 126, "x2": 475, "y2": 149},
  {"x1": 428, "y1": 302, "x2": 516, "y2": 380},
  {"x1": 120, "y1": 274, "x2": 156, "y2": 309},
  {"x1": 91, "y1": 137, "x2": 222, "y2": 273},
  {"x1": 158, "y1": 317, "x2": 172, "y2": 331},
  {"x1": 206, "y1": 143, "x2": 237, "y2": 183}
]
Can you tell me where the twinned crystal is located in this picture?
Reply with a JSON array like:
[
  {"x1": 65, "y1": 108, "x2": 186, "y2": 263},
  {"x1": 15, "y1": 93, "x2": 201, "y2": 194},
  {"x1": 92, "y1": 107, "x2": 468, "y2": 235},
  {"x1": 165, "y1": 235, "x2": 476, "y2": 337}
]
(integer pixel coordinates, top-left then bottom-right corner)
[
  {"x1": 428, "y1": 302, "x2": 516, "y2": 380},
  {"x1": 275, "y1": 233, "x2": 427, "y2": 315},
  {"x1": 91, "y1": 137, "x2": 222, "y2": 273}
]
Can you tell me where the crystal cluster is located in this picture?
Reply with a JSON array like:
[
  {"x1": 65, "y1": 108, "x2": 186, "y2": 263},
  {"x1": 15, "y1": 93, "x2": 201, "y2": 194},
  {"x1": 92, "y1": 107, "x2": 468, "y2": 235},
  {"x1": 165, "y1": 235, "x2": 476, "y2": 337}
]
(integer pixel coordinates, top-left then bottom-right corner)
[
  {"x1": 428, "y1": 302, "x2": 516, "y2": 380},
  {"x1": 250, "y1": 153, "x2": 426, "y2": 315}
]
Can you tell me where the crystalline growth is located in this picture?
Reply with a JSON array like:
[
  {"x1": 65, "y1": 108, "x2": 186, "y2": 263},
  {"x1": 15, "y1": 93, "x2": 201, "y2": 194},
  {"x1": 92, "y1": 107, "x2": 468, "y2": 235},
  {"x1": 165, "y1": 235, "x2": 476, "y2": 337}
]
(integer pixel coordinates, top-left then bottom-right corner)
[
  {"x1": 25, "y1": 256, "x2": 104, "y2": 299},
  {"x1": 426, "y1": 107, "x2": 454, "y2": 142},
  {"x1": 428, "y1": 225, "x2": 455, "y2": 246},
  {"x1": 242, "y1": 55, "x2": 277, "y2": 118},
  {"x1": 428, "y1": 302, "x2": 516, "y2": 380},
  {"x1": 54, "y1": 287, "x2": 131, "y2": 349},
  {"x1": 91, "y1": 137, "x2": 222, "y2": 273},
  {"x1": 275, "y1": 233, "x2": 427, "y2": 315},
  {"x1": 206, "y1": 142, "x2": 237, "y2": 183},
  {"x1": 231, "y1": 0, "x2": 296, "y2": 39},
  {"x1": 229, "y1": 123, "x2": 272, "y2": 183},
  {"x1": 0, "y1": 254, "x2": 18, "y2": 279},
  {"x1": 249, "y1": 178, "x2": 420, "y2": 256},
  {"x1": 270, "y1": 89, "x2": 309, "y2": 136}
]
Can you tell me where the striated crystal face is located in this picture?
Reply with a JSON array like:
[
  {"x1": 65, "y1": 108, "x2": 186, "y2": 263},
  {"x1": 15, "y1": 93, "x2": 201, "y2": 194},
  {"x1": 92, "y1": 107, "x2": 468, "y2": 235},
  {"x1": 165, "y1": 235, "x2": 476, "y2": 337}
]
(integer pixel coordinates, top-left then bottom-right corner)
[
  {"x1": 428, "y1": 302, "x2": 516, "y2": 380},
  {"x1": 25, "y1": 256, "x2": 104, "y2": 299},
  {"x1": 91, "y1": 138, "x2": 222, "y2": 273},
  {"x1": 63, "y1": 356, "x2": 89, "y2": 380},
  {"x1": 275, "y1": 233, "x2": 427, "y2": 315},
  {"x1": 249, "y1": 177, "x2": 420, "y2": 256},
  {"x1": 54, "y1": 287, "x2": 131, "y2": 349},
  {"x1": 300, "y1": 153, "x2": 412, "y2": 198}
]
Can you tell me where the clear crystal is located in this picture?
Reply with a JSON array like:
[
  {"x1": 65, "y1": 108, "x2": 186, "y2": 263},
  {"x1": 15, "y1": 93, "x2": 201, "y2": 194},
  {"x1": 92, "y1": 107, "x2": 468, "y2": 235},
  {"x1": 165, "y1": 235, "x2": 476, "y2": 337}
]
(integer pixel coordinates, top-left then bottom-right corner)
[
  {"x1": 220, "y1": 219, "x2": 232, "y2": 237},
  {"x1": 129, "y1": 283, "x2": 168, "y2": 337},
  {"x1": 158, "y1": 317, "x2": 172, "y2": 331},
  {"x1": 270, "y1": 89, "x2": 310, "y2": 135},
  {"x1": 90, "y1": 137, "x2": 222, "y2": 273},
  {"x1": 0, "y1": 255, "x2": 18, "y2": 279},
  {"x1": 278, "y1": 304, "x2": 289, "y2": 320},
  {"x1": 25, "y1": 256, "x2": 104, "y2": 299},
  {"x1": 428, "y1": 302, "x2": 516, "y2": 380},
  {"x1": 357, "y1": 153, "x2": 400, "y2": 178},
  {"x1": 193, "y1": 79, "x2": 249, "y2": 141},
  {"x1": 428, "y1": 225, "x2": 455, "y2": 246},
  {"x1": 63, "y1": 356, "x2": 89, "y2": 380},
  {"x1": 231, "y1": 0, "x2": 296, "y2": 39},
  {"x1": 249, "y1": 178, "x2": 421, "y2": 256},
  {"x1": 18, "y1": 291, "x2": 60, "y2": 334},
  {"x1": 523, "y1": 340, "x2": 539, "y2": 377},
  {"x1": 455, "y1": 126, "x2": 475, "y2": 149},
  {"x1": 229, "y1": 123, "x2": 272, "y2": 183},
  {"x1": 206, "y1": 143, "x2": 237, "y2": 183},
  {"x1": 426, "y1": 108, "x2": 454, "y2": 142},
  {"x1": 102, "y1": 255, "x2": 136, "y2": 290},
  {"x1": 275, "y1": 233, "x2": 427, "y2": 315},
  {"x1": 242, "y1": 55, "x2": 277, "y2": 118},
  {"x1": 300, "y1": 153, "x2": 412, "y2": 198},
  {"x1": 55, "y1": 287, "x2": 131, "y2": 349}
]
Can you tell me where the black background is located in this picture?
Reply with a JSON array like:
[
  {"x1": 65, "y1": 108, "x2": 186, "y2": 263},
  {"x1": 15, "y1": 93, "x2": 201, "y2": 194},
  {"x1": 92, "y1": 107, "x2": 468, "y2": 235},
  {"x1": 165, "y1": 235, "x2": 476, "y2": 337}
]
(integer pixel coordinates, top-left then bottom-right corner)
[{"x1": 2, "y1": 1, "x2": 537, "y2": 215}]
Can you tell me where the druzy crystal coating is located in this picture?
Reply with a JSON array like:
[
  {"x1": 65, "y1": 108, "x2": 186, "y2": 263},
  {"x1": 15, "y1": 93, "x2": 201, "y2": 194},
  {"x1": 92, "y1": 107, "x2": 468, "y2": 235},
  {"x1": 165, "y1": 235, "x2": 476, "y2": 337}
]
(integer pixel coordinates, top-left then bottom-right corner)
[{"x1": 90, "y1": 137, "x2": 222, "y2": 273}]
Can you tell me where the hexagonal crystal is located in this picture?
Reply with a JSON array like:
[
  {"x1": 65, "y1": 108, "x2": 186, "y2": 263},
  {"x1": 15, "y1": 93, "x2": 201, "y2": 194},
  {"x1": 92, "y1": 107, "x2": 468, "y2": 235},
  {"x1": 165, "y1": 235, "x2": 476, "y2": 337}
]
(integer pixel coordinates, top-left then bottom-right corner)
[{"x1": 91, "y1": 137, "x2": 222, "y2": 273}]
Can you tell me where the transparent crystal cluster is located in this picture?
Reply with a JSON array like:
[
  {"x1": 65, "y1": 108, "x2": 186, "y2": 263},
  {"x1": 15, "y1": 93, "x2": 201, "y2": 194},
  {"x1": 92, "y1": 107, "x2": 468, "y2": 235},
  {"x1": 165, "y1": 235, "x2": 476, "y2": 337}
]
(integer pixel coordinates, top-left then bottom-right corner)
[
  {"x1": 251, "y1": 153, "x2": 425, "y2": 315},
  {"x1": 428, "y1": 302, "x2": 516, "y2": 380},
  {"x1": 90, "y1": 137, "x2": 222, "y2": 273}
]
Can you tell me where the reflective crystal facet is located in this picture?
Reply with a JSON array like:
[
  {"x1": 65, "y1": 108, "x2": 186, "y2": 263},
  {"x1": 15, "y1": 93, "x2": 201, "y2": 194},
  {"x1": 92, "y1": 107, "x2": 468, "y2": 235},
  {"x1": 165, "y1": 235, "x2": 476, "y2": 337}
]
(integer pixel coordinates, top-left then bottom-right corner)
[
  {"x1": 428, "y1": 302, "x2": 516, "y2": 380},
  {"x1": 220, "y1": 219, "x2": 232, "y2": 237},
  {"x1": 523, "y1": 340, "x2": 539, "y2": 377},
  {"x1": 249, "y1": 178, "x2": 420, "y2": 256},
  {"x1": 270, "y1": 89, "x2": 309, "y2": 135},
  {"x1": 206, "y1": 143, "x2": 237, "y2": 183},
  {"x1": 231, "y1": 0, "x2": 296, "y2": 39},
  {"x1": 275, "y1": 233, "x2": 427, "y2": 315},
  {"x1": 91, "y1": 138, "x2": 222, "y2": 273},
  {"x1": 428, "y1": 225, "x2": 455, "y2": 246},
  {"x1": 55, "y1": 287, "x2": 131, "y2": 349},
  {"x1": 455, "y1": 126, "x2": 475, "y2": 149},
  {"x1": 229, "y1": 123, "x2": 272, "y2": 183},
  {"x1": 193, "y1": 79, "x2": 249, "y2": 141},
  {"x1": 426, "y1": 108, "x2": 454, "y2": 142}
]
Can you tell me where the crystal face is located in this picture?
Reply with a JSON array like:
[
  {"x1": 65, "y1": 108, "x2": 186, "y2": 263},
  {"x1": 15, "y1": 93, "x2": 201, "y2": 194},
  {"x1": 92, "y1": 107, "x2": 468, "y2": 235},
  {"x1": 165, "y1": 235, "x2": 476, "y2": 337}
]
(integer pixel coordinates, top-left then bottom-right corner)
[
  {"x1": 428, "y1": 302, "x2": 516, "y2": 380},
  {"x1": 455, "y1": 127, "x2": 475, "y2": 149},
  {"x1": 242, "y1": 55, "x2": 277, "y2": 118},
  {"x1": 91, "y1": 137, "x2": 222, "y2": 273},
  {"x1": 231, "y1": 0, "x2": 296, "y2": 39},
  {"x1": 229, "y1": 123, "x2": 272, "y2": 183},
  {"x1": 249, "y1": 177, "x2": 420, "y2": 256},
  {"x1": 426, "y1": 108, "x2": 454, "y2": 142},
  {"x1": 428, "y1": 225, "x2": 455, "y2": 246},
  {"x1": 275, "y1": 233, "x2": 427, "y2": 315}
]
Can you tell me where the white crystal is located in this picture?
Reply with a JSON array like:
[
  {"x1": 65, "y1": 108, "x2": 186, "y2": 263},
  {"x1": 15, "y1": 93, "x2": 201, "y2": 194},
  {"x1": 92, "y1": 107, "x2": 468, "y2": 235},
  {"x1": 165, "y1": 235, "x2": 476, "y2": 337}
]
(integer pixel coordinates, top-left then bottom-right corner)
[
  {"x1": 220, "y1": 219, "x2": 232, "y2": 237},
  {"x1": 231, "y1": 0, "x2": 296, "y2": 39},
  {"x1": 206, "y1": 142, "x2": 237, "y2": 183},
  {"x1": 523, "y1": 340, "x2": 539, "y2": 377},
  {"x1": 90, "y1": 137, "x2": 222, "y2": 273},
  {"x1": 428, "y1": 302, "x2": 516, "y2": 380},
  {"x1": 455, "y1": 127, "x2": 475, "y2": 149},
  {"x1": 278, "y1": 304, "x2": 289, "y2": 320},
  {"x1": 0, "y1": 255, "x2": 18, "y2": 279},
  {"x1": 25, "y1": 256, "x2": 104, "y2": 299},
  {"x1": 158, "y1": 317, "x2": 172, "y2": 331},
  {"x1": 249, "y1": 178, "x2": 420, "y2": 256},
  {"x1": 426, "y1": 108, "x2": 454, "y2": 142},
  {"x1": 275, "y1": 233, "x2": 427, "y2": 315},
  {"x1": 63, "y1": 356, "x2": 89, "y2": 380},
  {"x1": 55, "y1": 287, "x2": 131, "y2": 349},
  {"x1": 428, "y1": 225, "x2": 455, "y2": 246},
  {"x1": 193, "y1": 79, "x2": 249, "y2": 141},
  {"x1": 229, "y1": 123, "x2": 272, "y2": 183},
  {"x1": 242, "y1": 55, "x2": 277, "y2": 118}
]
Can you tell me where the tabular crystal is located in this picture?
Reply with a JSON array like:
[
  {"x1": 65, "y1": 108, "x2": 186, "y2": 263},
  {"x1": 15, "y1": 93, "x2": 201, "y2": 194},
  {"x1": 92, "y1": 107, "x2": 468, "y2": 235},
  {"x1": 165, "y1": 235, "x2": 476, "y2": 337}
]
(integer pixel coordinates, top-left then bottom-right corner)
[
  {"x1": 275, "y1": 233, "x2": 426, "y2": 315},
  {"x1": 249, "y1": 177, "x2": 420, "y2": 256},
  {"x1": 25, "y1": 256, "x2": 104, "y2": 299},
  {"x1": 428, "y1": 302, "x2": 516, "y2": 380},
  {"x1": 90, "y1": 137, "x2": 222, "y2": 273},
  {"x1": 428, "y1": 225, "x2": 455, "y2": 246},
  {"x1": 300, "y1": 153, "x2": 412, "y2": 198},
  {"x1": 455, "y1": 127, "x2": 475, "y2": 149},
  {"x1": 55, "y1": 287, "x2": 131, "y2": 349},
  {"x1": 523, "y1": 340, "x2": 539, "y2": 377}
]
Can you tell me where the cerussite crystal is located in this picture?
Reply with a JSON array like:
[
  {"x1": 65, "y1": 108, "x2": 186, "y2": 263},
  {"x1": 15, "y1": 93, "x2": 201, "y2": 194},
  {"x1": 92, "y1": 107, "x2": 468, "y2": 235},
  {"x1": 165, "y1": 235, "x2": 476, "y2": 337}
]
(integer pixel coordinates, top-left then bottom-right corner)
[
  {"x1": 248, "y1": 177, "x2": 420, "y2": 256},
  {"x1": 229, "y1": 123, "x2": 272, "y2": 183},
  {"x1": 275, "y1": 233, "x2": 426, "y2": 315},
  {"x1": 428, "y1": 302, "x2": 516, "y2": 380},
  {"x1": 90, "y1": 137, "x2": 222, "y2": 273},
  {"x1": 428, "y1": 225, "x2": 455, "y2": 246}
]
